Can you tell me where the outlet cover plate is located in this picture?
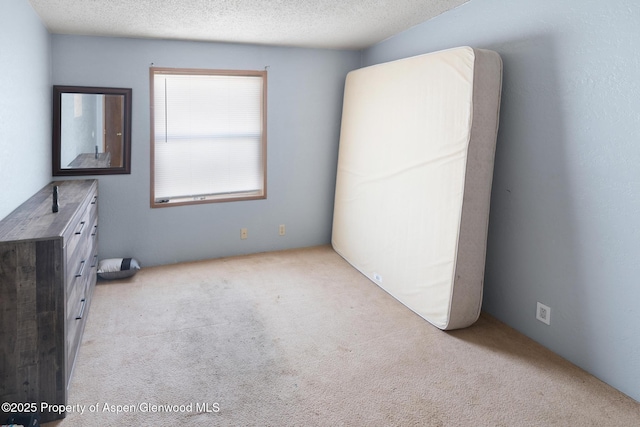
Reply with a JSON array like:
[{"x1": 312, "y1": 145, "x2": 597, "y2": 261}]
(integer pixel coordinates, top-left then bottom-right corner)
[{"x1": 536, "y1": 302, "x2": 551, "y2": 325}]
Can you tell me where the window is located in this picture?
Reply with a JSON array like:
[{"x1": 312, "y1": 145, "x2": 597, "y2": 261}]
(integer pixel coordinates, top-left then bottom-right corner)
[{"x1": 150, "y1": 67, "x2": 267, "y2": 207}]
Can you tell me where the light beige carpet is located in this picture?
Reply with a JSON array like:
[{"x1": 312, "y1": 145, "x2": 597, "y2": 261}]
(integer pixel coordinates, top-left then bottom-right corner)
[{"x1": 47, "y1": 246, "x2": 639, "y2": 426}]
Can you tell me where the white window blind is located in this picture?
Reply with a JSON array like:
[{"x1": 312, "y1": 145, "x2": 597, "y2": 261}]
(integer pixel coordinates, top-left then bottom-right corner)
[{"x1": 151, "y1": 69, "x2": 266, "y2": 205}]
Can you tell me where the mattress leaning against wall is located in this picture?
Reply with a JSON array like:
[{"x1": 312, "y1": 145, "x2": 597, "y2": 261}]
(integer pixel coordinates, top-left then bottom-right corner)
[{"x1": 331, "y1": 46, "x2": 503, "y2": 330}]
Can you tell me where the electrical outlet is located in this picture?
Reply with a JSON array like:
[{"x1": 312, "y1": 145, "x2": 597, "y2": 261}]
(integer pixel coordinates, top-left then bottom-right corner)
[
  {"x1": 279, "y1": 224, "x2": 286, "y2": 236},
  {"x1": 536, "y1": 302, "x2": 551, "y2": 325},
  {"x1": 240, "y1": 228, "x2": 248, "y2": 240}
]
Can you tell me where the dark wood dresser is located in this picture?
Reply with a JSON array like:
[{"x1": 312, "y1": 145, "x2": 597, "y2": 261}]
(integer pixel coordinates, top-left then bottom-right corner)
[{"x1": 0, "y1": 180, "x2": 98, "y2": 423}]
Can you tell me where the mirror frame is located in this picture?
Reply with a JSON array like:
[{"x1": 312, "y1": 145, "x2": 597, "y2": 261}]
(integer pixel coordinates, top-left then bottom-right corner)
[{"x1": 53, "y1": 85, "x2": 132, "y2": 176}]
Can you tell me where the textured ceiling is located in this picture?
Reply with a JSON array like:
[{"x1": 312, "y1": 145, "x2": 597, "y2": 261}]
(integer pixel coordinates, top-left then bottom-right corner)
[{"x1": 28, "y1": 0, "x2": 469, "y2": 50}]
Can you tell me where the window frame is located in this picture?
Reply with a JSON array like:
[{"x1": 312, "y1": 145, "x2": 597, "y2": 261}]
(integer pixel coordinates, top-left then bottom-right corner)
[{"x1": 149, "y1": 67, "x2": 267, "y2": 208}]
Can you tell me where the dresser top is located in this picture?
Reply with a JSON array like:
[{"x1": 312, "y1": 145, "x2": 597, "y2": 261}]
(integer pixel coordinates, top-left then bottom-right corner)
[{"x1": 0, "y1": 180, "x2": 97, "y2": 243}]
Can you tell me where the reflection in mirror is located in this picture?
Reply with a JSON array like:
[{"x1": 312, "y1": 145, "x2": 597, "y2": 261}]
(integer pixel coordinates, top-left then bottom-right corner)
[
  {"x1": 61, "y1": 94, "x2": 122, "y2": 168},
  {"x1": 53, "y1": 86, "x2": 131, "y2": 176}
]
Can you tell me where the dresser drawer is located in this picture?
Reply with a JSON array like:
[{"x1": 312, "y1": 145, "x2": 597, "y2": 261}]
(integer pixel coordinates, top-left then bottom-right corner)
[
  {"x1": 66, "y1": 244, "x2": 90, "y2": 300},
  {"x1": 66, "y1": 262, "x2": 86, "y2": 313},
  {"x1": 66, "y1": 288, "x2": 87, "y2": 339},
  {"x1": 66, "y1": 295, "x2": 87, "y2": 386},
  {"x1": 64, "y1": 188, "x2": 97, "y2": 258}
]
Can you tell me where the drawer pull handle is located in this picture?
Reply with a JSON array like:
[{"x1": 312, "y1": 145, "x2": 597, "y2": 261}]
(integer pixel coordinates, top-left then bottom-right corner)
[
  {"x1": 91, "y1": 254, "x2": 98, "y2": 268},
  {"x1": 75, "y1": 221, "x2": 86, "y2": 235},
  {"x1": 76, "y1": 298, "x2": 86, "y2": 320},
  {"x1": 91, "y1": 195, "x2": 98, "y2": 205},
  {"x1": 91, "y1": 224, "x2": 98, "y2": 237},
  {"x1": 75, "y1": 260, "x2": 86, "y2": 278}
]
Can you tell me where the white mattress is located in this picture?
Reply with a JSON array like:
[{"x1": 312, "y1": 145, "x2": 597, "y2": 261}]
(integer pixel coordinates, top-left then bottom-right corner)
[{"x1": 331, "y1": 46, "x2": 502, "y2": 330}]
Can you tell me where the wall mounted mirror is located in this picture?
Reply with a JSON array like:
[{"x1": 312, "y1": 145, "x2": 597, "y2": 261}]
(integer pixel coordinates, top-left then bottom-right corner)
[{"x1": 53, "y1": 85, "x2": 132, "y2": 176}]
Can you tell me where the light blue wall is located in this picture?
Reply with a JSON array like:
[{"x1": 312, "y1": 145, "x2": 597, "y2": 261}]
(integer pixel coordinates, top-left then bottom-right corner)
[
  {"x1": 52, "y1": 35, "x2": 360, "y2": 267},
  {"x1": 364, "y1": 0, "x2": 640, "y2": 401},
  {"x1": 0, "y1": 0, "x2": 52, "y2": 219}
]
